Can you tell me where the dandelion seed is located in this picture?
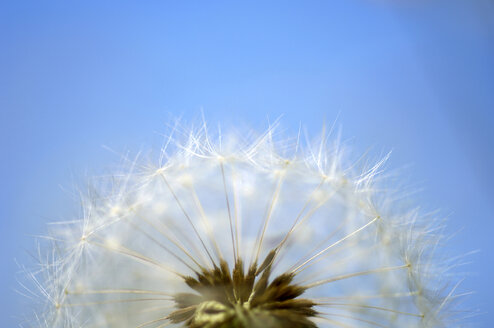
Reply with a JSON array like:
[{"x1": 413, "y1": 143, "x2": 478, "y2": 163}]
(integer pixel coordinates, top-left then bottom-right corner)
[{"x1": 23, "y1": 122, "x2": 463, "y2": 327}]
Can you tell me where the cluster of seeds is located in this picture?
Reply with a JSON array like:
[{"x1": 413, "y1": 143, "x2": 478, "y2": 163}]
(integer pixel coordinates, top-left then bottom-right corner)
[{"x1": 24, "y1": 125, "x2": 460, "y2": 327}]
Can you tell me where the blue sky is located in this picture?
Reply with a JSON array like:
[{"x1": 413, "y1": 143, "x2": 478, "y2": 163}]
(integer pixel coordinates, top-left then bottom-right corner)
[{"x1": 1, "y1": 1, "x2": 493, "y2": 326}]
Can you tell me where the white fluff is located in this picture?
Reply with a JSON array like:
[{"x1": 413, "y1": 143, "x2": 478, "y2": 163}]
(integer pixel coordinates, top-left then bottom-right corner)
[{"x1": 22, "y1": 122, "x2": 462, "y2": 327}]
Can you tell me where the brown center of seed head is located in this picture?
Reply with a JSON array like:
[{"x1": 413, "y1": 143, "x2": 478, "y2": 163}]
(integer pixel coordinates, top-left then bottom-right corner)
[{"x1": 168, "y1": 249, "x2": 318, "y2": 328}]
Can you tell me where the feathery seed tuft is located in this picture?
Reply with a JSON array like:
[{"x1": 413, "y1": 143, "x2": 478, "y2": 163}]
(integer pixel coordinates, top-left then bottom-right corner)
[{"x1": 22, "y1": 123, "x2": 463, "y2": 327}]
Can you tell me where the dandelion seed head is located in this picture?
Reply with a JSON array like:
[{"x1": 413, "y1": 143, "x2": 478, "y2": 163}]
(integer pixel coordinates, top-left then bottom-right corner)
[{"x1": 22, "y1": 122, "x2": 464, "y2": 328}]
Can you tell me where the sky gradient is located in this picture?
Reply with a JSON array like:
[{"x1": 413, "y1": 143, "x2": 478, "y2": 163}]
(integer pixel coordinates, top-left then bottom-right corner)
[{"x1": 1, "y1": 1, "x2": 493, "y2": 326}]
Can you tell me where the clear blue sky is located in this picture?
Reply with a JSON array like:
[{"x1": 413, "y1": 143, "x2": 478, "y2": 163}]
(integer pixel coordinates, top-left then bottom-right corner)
[{"x1": 1, "y1": 1, "x2": 493, "y2": 327}]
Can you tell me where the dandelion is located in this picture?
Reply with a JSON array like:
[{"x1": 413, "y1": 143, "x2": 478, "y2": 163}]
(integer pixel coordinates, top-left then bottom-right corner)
[{"x1": 24, "y1": 122, "x2": 462, "y2": 327}]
